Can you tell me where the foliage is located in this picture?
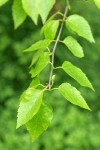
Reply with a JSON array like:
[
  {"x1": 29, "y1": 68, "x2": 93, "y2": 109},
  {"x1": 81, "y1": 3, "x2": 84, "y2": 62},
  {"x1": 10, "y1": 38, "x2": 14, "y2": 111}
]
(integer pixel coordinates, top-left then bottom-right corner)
[{"x1": 0, "y1": 0, "x2": 100, "y2": 145}]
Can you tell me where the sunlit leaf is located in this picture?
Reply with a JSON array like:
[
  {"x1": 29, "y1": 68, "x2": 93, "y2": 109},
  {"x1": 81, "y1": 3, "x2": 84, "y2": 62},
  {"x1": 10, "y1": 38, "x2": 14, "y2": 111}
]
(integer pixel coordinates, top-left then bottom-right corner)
[
  {"x1": 22, "y1": 0, "x2": 56, "y2": 24},
  {"x1": 17, "y1": 88, "x2": 43, "y2": 128},
  {"x1": 62, "y1": 61, "x2": 94, "y2": 91},
  {"x1": 12, "y1": 0, "x2": 27, "y2": 29},
  {"x1": 30, "y1": 52, "x2": 50, "y2": 78},
  {"x1": 24, "y1": 39, "x2": 52, "y2": 52},
  {"x1": 22, "y1": 0, "x2": 39, "y2": 24},
  {"x1": 63, "y1": 36, "x2": 84, "y2": 58},
  {"x1": 0, "y1": 0, "x2": 8, "y2": 6},
  {"x1": 94, "y1": 0, "x2": 100, "y2": 9},
  {"x1": 66, "y1": 14, "x2": 95, "y2": 43},
  {"x1": 26, "y1": 102, "x2": 53, "y2": 142},
  {"x1": 59, "y1": 83, "x2": 91, "y2": 110}
]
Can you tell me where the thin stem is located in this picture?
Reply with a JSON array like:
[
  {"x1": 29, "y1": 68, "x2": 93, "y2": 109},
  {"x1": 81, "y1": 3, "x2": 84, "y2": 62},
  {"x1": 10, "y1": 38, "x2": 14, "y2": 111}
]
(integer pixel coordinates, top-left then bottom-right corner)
[
  {"x1": 54, "y1": 66, "x2": 62, "y2": 70},
  {"x1": 48, "y1": 0, "x2": 69, "y2": 90}
]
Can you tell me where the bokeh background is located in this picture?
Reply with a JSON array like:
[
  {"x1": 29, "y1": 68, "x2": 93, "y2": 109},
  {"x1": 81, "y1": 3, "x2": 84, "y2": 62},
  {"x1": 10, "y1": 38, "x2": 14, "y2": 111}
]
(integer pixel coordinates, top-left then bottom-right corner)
[{"x1": 0, "y1": 0, "x2": 100, "y2": 149}]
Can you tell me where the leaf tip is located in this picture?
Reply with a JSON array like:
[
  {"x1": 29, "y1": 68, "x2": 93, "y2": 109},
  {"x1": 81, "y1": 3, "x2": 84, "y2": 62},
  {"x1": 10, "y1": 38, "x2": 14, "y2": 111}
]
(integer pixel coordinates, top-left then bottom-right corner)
[
  {"x1": 91, "y1": 38, "x2": 95, "y2": 44},
  {"x1": 16, "y1": 123, "x2": 20, "y2": 129}
]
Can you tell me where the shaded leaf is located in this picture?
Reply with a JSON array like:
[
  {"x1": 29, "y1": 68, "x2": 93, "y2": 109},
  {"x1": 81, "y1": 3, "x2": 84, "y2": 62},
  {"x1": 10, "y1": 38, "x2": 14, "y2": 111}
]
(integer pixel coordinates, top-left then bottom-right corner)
[
  {"x1": 24, "y1": 39, "x2": 52, "y2": 52},
  {"x1": 62, "y1": 61, "x2": 94, "y2": 91},
  {"x1": 59, "y1": 83, "x2": 91, "y2": 110},
  {"x1": 17, "y1": 88, "x2": 43, "y2": 128},
  {"x1": 29, "y1": 77, "x2": 40, "y2": 87},
  {"x1": 42, "y1": 20, "x2": 60, "y2": 40},
  {"x1": 94, "y1": 0, "x2": 100, "y2": 9},
  {"x1": 26, "y1": 102, "x2": 53, "y2": 142},
  {"x1": 12, "y1": 0, "x2": 27, "y2": 29},
  {"x1": 30, "y1": 52, "x2": 50, "y2": 78},
  {"x1": 29, "y1": 49, "x2": 43, "y2": 68},
  {"x1": 66, "y1": 14, "x2": 95, "y2": 43},
  {"x1": 63, "y1": 36, "x2": 84, "y2": 58},
  {"x1": 0, "y1": 0, "x2": 8, "y2": 6}
]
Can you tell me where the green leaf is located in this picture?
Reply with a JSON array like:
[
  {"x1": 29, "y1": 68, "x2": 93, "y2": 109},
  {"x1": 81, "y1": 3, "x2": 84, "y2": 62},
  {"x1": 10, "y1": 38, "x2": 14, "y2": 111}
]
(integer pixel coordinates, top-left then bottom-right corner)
[
  {"x1": 26, "y1": 102, "x2": 53, "y2": 142},
  {"x1": 29, "y1": 50, "x2": 43, "y2": 68},
  {"x1": 94, "y1": 0, "x2": 100, "y2": 9},
  {"x1": 17, "y1": 88, "x2": 43, "y2": 128},
  {"x1": 38, "y1": 0, "x2": 56, "y2": 24},
  {"x1": 62, "y1": 61, "x2": 94, "y2": 91},
  {"x1": 63, "y1": 36, "x2": 84, "y2": 58},
  {"x1": 24, "y1": 39, "x2": 52, "y2": 52},
  {"x1": 12, "y1": 0, "x2": 27, "y2": 29},
  {"x1": 59, "y1": 83, "x2": 91, "y2": 110},
  {"x1": 30, "y1": 52, "x2": 50, "y2": 78},
  {"x1": 22, "y1": 0, "x2": 39, "y2": 24},
  {"x1": 42, "y1": 20, "x2": 59, "y2": 40},
  {"x1": 0, "y1": 0, "x2": 8, "y2": 6},
  {"x1": 22, "y1": 0, "x2": 56, "y2": 24},
  {"x1": 66, "y1": 14, "x2": 95, "y2": 43},
  {"x1": 29, "y1": 77, "x2": 40, "y2": 88}
]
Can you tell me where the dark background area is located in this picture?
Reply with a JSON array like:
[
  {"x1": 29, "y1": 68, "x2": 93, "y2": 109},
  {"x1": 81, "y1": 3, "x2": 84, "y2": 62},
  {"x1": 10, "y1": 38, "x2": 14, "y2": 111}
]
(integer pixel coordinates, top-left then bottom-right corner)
[{"x1": 0, "y1": 1, "x2": 100, "y2": 149}]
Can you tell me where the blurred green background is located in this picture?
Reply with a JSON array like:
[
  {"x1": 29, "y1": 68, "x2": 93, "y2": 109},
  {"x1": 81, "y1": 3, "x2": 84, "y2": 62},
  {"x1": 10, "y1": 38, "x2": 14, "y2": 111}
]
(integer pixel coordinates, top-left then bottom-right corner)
[{"x1": 0, "y1": 1, "x2": 100, "y2": 150}]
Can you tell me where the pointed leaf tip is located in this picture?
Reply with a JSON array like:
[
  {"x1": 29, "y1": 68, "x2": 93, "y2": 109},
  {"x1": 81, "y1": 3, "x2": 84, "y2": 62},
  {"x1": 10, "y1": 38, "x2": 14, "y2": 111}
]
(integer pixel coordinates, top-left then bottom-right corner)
[
  {"x1": 24, "y1": 39, "x2": 52, "y2": 52},
  {"x1": 62, "y1": 61, "x2": 94, "y2": 91},
  {"x1": 59, "y1": 83, "x2": 91, "y2": 110},
  {"x1": 12, "y1": 0, "x2": 27, "y2": 29},
  {"x1": 63, "y1": 36, "x2": 84, "y2": 58},
  {"x1": 22, "y1": 0, "x2": 56, "y2": 24}
]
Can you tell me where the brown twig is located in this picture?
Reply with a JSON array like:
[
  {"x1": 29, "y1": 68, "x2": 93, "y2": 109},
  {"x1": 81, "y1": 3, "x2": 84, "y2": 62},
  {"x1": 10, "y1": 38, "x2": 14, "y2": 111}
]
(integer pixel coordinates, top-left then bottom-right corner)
[{"x1": 48, "y1": 0, "x2": 69, "y2": 90}]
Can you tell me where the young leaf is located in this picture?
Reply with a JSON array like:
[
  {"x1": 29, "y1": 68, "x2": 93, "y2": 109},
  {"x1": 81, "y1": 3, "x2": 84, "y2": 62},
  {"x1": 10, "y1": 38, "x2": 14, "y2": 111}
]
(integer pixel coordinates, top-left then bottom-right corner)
[
  {"x1": 66, "y1": 14, "x2": 95, "y2": 43},
  {"x1": 26, "y1": 102, "x2": 53, "y2": 142},
  {"x1": 63, "y1": 36, "x2": 84, "y2": 58},
  {"x1": 0, "y1": 0, "x2": 8, "y2": 7},
  {"x1": 30, "y1": 52, "x2": 50, "y2": 78},
  {"x1": 17, "y1": 88, "x2": 43, "y2": 128},
  {"x1": 24, "y1": 39, "x2": 52, "y2": 52},
  {"x1": 22, "y1": 0, "x2": 39, "y2": 24},
  {"x1": 42, "y1": 20, "x2": 60, "y2": 40},
  {"x1": 62, "y1": 61, "x2": 94, "y2": 91},
  {"x1": 59, "y1": 83, "x2": 91, "y2": 110},
  {"x1": 12, "y1": 0, "x2": 27, "y2": 29},
  {"x1": 29, "y1": 77, "x2": 40, "y2": 88},
  {"x1": 94, "y1": 0, "x2": 100, "y2": 9}
]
